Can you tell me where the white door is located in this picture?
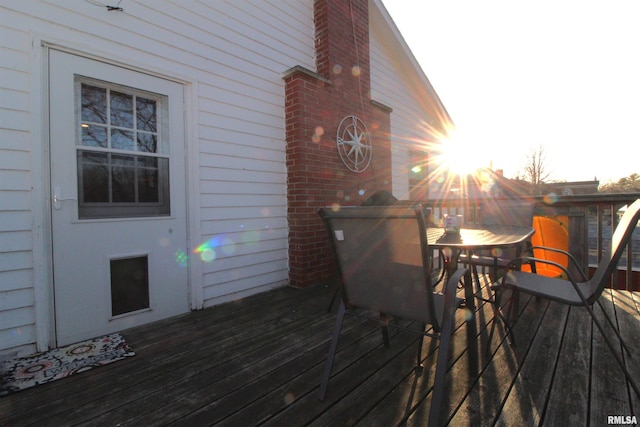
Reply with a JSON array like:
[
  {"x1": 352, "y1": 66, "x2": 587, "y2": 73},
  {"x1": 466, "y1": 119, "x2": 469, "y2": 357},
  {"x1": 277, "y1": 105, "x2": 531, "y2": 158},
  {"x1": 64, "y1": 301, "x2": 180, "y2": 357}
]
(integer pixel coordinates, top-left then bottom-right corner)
[{"x1": 49, "y1": 50, "x2": 189, "y2": 346}]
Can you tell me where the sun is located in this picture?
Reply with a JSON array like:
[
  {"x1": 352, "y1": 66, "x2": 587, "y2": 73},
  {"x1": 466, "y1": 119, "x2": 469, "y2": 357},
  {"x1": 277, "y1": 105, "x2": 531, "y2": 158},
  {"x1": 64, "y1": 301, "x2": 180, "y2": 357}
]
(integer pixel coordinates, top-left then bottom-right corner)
[{"x1": 436, "y1": 127, "x2": 487, "y2": 177}]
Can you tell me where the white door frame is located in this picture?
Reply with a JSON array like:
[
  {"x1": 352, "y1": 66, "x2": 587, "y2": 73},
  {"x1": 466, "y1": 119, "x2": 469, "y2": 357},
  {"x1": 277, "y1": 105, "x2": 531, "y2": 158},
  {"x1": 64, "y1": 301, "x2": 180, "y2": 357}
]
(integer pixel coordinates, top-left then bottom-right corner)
[{"x1": 31, "y1": 38, "x2": 203, "y2": 351}]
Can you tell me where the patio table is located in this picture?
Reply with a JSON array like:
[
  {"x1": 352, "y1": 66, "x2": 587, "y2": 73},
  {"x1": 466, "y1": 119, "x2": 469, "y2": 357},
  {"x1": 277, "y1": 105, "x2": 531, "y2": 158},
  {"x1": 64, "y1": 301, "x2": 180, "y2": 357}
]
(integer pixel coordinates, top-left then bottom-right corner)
[{"x1": 426, "y1": 225, "x2": 536, "y2": 309}]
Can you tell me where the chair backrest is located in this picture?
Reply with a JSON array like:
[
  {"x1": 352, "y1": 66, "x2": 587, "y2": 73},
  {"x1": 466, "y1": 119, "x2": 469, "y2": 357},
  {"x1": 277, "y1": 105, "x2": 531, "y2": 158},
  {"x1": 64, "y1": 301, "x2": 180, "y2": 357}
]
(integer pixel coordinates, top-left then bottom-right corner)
[
  {"x1": 318, "y1": 205, "x2": 440, "y2": 328},
  {"x1": 590, "y1": 199, "x2": 640, "y2": 295},
  {"x1": 480, "y1": 199, "x2": 534, "y2": 227},
  {"x1": 478, "y1": 199, "x2": 535, "y2": 259},
  {"x1": 360, "y1": 190, "x2": 398, "y2": 206},
  {"x1": 522, "y1": 216, "x2": 569, "y2": 278}
]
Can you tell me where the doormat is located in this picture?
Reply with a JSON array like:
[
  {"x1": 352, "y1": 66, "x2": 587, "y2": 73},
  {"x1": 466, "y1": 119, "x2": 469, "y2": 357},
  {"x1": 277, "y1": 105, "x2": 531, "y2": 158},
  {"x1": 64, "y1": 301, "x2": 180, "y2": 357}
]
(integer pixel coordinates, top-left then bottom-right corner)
[{"x1": 0, "y1": 333, "x2": 135, "y2": 396}]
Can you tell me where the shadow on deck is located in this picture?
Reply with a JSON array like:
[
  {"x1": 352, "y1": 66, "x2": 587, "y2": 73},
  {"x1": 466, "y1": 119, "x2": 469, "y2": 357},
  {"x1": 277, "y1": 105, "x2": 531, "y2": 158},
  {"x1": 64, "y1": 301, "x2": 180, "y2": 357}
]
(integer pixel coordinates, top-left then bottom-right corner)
[{"x1": 1, "y1": 276, "x2": 639, "y2": 426}]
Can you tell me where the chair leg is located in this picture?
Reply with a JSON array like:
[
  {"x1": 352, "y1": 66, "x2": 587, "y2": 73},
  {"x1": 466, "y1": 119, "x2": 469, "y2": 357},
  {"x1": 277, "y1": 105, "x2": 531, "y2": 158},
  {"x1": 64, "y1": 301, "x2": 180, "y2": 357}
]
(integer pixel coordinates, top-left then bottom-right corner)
[
  {"x1": 416, "y1": 324, "x2": 426, "y2": 372},
  {"x1": 487, "y1": 286, "x2": 517, "y2": 352},
  {"x1": 596, "y1": 299, "x2": 632, "y2": 356},
  {"x1": 318, "y1": 301, "x2": 346, "y2": 401},
  {"x1": 428, "y1": 298, "x2": 456, "y2": 427},
  {"x1": 326, "y1": 286, "x2": 339, "y2": 313},
  {"x1": 487, "y1": 287, "x2": 500, "y2": 351},
  {"x1": 491, "y1": 258, "x2": 499, "y2": 283},
  {"x1": 472, "y1": 264, "x2": 482, "y2": 295}
]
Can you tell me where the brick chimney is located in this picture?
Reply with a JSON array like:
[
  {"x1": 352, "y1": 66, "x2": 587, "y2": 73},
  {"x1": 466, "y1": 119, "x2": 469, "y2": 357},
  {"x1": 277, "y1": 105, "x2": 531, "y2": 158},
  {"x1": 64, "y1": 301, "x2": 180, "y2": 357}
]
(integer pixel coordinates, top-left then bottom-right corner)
[{"x1": 283, "y1": 0, "x2": 392, "y2": 287}]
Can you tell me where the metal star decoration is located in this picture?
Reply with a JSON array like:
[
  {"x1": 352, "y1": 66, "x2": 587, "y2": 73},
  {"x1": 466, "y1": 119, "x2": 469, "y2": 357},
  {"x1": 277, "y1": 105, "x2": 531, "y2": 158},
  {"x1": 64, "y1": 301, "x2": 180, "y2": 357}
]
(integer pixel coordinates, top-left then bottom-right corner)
[{"x1": 336, "y1": 115, "x2": 372, "y2": 173}]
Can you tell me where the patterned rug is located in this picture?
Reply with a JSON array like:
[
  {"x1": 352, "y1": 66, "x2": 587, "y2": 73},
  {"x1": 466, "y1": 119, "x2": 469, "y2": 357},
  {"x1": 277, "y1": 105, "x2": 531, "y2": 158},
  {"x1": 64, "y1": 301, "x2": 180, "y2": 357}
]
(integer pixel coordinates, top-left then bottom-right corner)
[{"x1": 0, "y1": 333, "x2": 135, "y2": 396}]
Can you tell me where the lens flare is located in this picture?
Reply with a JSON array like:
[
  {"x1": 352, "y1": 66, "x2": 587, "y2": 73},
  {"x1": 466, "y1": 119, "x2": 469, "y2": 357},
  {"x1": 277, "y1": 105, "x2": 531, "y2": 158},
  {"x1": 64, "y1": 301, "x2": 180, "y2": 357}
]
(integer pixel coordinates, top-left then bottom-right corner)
[
  {"x1": 195, "y1": 237, "x2": 222, "y2": 263},
  {"x1": 175, "y1": 250, "x2": 188, "y2": 267},
  {"x1": 313, "y1": 126, "x2": 325, "y2": 143},
  {"x1": 543, "y1": 193, "x2": 559, "y2": 204},
  {"x1": 195, "y1": 235, "x2": 241, "y2": 263},
  {"x1": 283, "y1": 392, "x2": 295, "y2": 405},
  {"x1": 436, "y1": 127, "x2": 486, "y2": 177},
  {"x1": 221, "y1": 237, "x2": 238, "y2": 255},
  {"x1": 241, "y1": 230, "x2": 260, "y2": 246},
  {"x1": 200, "y1": 249, "x2": 215, "y2": 262}
]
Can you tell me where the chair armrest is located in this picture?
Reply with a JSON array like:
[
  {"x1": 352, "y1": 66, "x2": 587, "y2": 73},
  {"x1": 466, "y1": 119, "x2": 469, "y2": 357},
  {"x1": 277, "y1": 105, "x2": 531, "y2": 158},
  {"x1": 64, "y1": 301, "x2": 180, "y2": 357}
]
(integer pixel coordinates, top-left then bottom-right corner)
[
  {"x1": 525, "y1": 246, "x2": 588, "y2": 281},
  {"x1": 510, "y1": 256, "x2": 583, "y2": 284}
]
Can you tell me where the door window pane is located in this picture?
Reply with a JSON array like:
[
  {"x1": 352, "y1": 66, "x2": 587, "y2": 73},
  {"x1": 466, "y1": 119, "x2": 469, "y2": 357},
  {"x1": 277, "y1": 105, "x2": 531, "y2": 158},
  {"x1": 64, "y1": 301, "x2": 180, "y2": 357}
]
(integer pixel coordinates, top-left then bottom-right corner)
[
  {"x1": 111, "y1": 128, "x2": 135, "y2": 151},
  {"x1": 81, "y1": 84, "x2": 107, "y2": 124},
  {"x1": 138, "y1": 157, "x2": 165, "y2": 203},
  {"x1": 110, "y1": 91, "x2": 134, "y2": 128},
  {"x1": 80, "y1": 152, "x2": 109, "y2": 202},
  {"x1": 81, "y1": 124, "x2": 107, "y2": 148},
  {"x1": 137, "y1": 132, "x2": 157, "y2": 153},
  {"x1": 111, "y1": 154, "x2": 136, "y2": 202},
  {"x1": 136, "y1": 97, "x2": 157, "y2": 132}
]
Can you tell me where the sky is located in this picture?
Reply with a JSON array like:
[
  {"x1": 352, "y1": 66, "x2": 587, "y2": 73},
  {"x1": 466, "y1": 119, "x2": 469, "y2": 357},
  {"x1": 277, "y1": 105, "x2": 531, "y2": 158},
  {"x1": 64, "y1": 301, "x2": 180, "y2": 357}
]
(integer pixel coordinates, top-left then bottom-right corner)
[{"x1": 381, "y1": 0, "x2": 640, "y2": 185}]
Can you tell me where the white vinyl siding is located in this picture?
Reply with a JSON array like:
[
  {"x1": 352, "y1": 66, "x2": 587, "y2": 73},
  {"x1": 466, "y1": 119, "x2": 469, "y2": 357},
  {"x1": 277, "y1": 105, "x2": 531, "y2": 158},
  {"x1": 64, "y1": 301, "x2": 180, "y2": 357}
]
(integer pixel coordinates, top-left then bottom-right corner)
[
  {"x1": 0, "y1": 18, "x2": 35, "y2": 353},
  {"x1": 369, "y1": 0, "x2": 445, "y2": 200}
]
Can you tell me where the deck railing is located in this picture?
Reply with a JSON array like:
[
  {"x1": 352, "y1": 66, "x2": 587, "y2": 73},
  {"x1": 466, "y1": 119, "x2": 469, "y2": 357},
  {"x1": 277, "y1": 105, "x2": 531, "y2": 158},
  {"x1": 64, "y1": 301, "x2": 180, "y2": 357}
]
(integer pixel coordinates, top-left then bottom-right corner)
[{"x1": 417, "y1": 193, "x2": 640, "y2": 290}]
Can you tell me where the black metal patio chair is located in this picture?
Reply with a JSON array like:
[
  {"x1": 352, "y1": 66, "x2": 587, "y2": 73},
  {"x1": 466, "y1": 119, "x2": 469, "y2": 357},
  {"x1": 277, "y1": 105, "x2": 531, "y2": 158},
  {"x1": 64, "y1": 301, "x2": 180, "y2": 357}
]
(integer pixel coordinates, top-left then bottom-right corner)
[
  {"x1": 493, "y1": 198, "x2": 640, "y2": 400},
  {"x1": 317, "y1": 205, "x2": 472, "y2": 427}
]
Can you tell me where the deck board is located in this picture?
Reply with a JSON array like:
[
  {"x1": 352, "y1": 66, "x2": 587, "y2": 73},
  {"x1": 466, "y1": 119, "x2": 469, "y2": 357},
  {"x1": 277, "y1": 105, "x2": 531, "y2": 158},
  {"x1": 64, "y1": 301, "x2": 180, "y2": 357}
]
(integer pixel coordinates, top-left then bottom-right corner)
[
  {"x1": 543, "y1": 305, "x2": 591, "y2": 425},
  {"x1": 1, "y1": 278, "x2": 639, "y2": 426},
  {"x1": 495, "y1": 300, "x2": 568, "y2": 426},
  {"x1": 591, "y1": 288, "x2": 632, "y2": 425},
  {"x1": 613, "y1": 288, "x2": 640, "y2": 412}
]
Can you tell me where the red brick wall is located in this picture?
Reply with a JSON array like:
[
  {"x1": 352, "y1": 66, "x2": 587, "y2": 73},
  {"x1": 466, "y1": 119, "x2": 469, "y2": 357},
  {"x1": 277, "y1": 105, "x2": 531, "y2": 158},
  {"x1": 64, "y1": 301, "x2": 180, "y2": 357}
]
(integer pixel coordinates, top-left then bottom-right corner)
[{"x1": 285, "y1": 0, "x2": 392, "y2": 287}]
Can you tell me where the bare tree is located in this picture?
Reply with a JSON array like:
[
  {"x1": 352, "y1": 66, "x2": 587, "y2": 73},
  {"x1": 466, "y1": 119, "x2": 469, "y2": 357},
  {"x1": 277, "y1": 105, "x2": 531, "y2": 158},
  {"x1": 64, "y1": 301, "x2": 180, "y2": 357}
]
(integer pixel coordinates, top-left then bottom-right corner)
[{"x1": 523, "y1": 145, "x2": 551, "y2": 186}]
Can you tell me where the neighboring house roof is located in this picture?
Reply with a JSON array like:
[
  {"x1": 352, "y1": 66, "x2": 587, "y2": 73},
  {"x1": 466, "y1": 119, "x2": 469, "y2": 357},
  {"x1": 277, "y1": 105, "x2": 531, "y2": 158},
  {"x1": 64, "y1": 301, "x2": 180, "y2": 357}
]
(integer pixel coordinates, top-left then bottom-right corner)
[
  {"x1": 543, "y1": 180, "x2": 600, "y2": 196},
  {"x1": 427, "y1": 169, "x2": 601, "y2": 200},
  {"x1": 427, "y1": 168, "x2": 531, "y2": 201}
]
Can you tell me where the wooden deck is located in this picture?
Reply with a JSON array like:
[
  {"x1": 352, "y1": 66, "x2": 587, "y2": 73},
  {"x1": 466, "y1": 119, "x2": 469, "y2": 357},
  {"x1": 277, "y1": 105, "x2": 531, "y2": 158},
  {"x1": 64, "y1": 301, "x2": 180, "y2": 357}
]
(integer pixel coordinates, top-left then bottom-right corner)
[{"x1": 2, "y1": 276, "x2": 639, "y2": 426}]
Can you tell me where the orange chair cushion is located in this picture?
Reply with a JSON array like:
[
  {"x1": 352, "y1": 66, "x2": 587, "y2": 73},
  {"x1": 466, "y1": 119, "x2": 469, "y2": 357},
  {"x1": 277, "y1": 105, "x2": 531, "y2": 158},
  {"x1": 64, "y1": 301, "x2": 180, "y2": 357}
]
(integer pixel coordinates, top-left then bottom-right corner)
[{"x1": 521, "y1": 216, "x2": 569, "y2": 278}]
